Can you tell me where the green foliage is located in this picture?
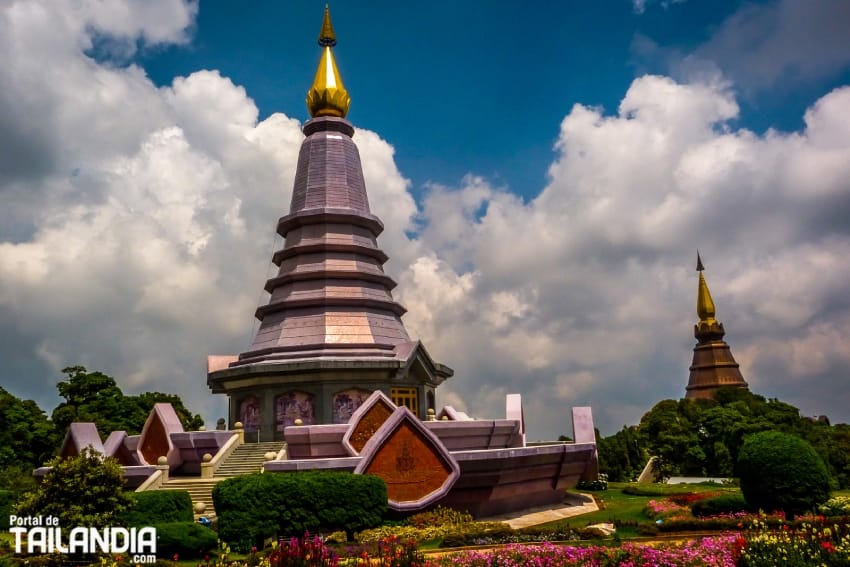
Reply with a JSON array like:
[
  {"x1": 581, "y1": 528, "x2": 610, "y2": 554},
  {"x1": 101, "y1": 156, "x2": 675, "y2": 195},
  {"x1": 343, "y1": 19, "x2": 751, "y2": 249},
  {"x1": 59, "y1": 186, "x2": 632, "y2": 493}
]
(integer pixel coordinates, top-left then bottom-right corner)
[
  {"x1": 358, "y1": 508, "x2": 483, "y2": 545},
  {"x1": 0, "y1": 465, "x2": 38, "y2": 493},
  {"x1": 596, "y1": 389, "x2": 850, "y2": 488},
  {"x1": 0, "y1": 387, "x2": 56, "y2": 468},
  {"x1": 436, "y1": 523, "x2": 579, "y2": 547},
  {"x1": 152, "y1": 522, "x2": 218, "y2": 558},
  {"x1": 737, "y1": 431, "x2": 832, "y2": 518},
  {"x1": 0, "y1": 490, "x2": 17, "y2": 529},
  {"x1": 121, "y1": 490, "x2": 193, "y2": 526},
  {"x1": 690, "y1": 493, "x2": 751, "y2": 517},
  {"x1": 52, "y1": 366, "x2": 204, "y2": 437},
  {"x1": 597, "y1": 426, "x2": 645, "y2": 482},
  {"x1": 576, "y1": 473, "x2": 608, "y2": 491},
  {"x1": 406, "y1": 506, "x2": 473, "y2": 529},
  {"x1": 621, "y1": 482, "x2": 725, "y2": 497},
  {"x1": 819, "y1": 495, "x2": 850, "y2": 516},
  {"x1": 14, "y1": 446, "x2": 133, "y2": 528},
  {"x1": 213, "y1": 472, "x2": 387, "y2": 550}
]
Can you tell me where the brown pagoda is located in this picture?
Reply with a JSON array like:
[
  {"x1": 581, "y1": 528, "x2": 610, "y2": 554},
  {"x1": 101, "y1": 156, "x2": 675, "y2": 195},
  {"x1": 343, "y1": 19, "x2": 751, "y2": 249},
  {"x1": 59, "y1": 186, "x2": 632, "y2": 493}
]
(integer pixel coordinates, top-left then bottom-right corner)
[
  {"x1": 208, "y1": 7, "x2": 452, "y2": 440},
  {"x1": 685, "y1": 253, "x2": 749, "y2": 399}
]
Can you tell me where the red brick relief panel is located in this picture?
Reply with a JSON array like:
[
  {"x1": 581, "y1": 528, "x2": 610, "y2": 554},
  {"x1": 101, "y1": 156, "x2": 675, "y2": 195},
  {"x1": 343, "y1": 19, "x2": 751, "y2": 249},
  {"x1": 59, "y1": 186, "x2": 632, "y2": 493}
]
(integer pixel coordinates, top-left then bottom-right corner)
[
  {"x1": 362, "y1": 421, "x2": 452, "y2": 503},
  {"x1": 140, "y1": 413, "x2": 168, "y2": 465},
  {"x1": 349, "y1": 401, "x2": 392, "y2": 452}
]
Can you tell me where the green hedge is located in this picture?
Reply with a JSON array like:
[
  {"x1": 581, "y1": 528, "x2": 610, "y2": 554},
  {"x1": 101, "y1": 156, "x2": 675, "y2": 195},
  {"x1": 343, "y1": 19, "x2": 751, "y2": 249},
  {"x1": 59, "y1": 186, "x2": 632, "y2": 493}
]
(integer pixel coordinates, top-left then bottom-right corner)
[
  {"x1": 737, "y1": 431, "x2": 831, "y2": 518},
  {"x1": 213, "y1": 472, "x2": 387, "y2": 550},
  {"x1": 691, "y1": 493, "x2": 751, "y2": 517},
  {"x1": 153, "y1": 522, "x2": 218, "y2": 558},
  {"x1": 121, "y1": 490, "x2": 193, "y2": 527},
  {"x1": 0, "y1": 490, "x2": 17, "y2": 529}
]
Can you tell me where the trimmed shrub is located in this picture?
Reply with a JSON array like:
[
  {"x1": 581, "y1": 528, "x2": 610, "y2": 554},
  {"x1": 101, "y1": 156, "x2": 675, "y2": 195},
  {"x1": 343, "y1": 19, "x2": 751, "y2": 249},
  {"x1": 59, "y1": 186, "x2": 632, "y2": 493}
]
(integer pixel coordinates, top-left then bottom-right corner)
[
  {"x1": 213, "y1": 471, "x2": 387, "y2": 550},
  {"x1": 691, "y1": 493, "x2": 751, "y2": 517},
  {"x1": 153, "y1": 522, "x2": 218, "y2": 559},
  {"x1": 737, "y1": 431, "x2": 832, "y2": 519},
  {"x1": 576, "y1": 474, "x2": 609, "y2": 491},
  {"x1": 820, "y1": 495, "x2": 850, "y2": 517},
  {"x1": 0, "y1": 490, "x2": 17, "y2": 529},
  {"x1": 121, "y1": 490, "x2": 193, "y2": 527}
]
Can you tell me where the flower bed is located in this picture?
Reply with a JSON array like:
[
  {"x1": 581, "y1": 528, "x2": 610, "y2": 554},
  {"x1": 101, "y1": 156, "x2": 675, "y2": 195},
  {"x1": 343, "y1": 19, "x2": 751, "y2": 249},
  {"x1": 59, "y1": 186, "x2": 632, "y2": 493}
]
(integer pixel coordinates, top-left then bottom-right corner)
[
  {"x1": 425, "y1": 537, "x2": 739, "y2": 567},
  {"x1": 735, "y1": 517, "x2": 850, "y2": 566}
]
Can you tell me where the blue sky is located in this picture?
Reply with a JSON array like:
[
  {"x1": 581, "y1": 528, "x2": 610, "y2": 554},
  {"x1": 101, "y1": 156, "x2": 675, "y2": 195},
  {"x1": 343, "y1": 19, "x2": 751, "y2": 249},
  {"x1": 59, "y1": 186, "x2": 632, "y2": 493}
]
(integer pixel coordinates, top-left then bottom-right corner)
[
  {"x1": 2, "y1": 0, "x2": 850, "y2": 439},
  {"x1": 133, "y1": 1, "x2": 847, "y2": 202}
]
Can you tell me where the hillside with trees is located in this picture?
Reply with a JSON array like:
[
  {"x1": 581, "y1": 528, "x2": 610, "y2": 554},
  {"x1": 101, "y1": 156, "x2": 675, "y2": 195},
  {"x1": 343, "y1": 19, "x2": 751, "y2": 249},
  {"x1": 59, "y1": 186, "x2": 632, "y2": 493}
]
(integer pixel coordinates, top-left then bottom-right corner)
[{"x1": 598, "y1": 388, "x2": 850, "y2": 488}]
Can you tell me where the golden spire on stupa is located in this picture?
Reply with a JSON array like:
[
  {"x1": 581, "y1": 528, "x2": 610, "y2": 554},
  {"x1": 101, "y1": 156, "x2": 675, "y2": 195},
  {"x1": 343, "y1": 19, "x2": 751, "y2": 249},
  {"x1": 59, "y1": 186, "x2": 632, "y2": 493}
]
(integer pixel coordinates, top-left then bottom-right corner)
[
  {"x1": 306, "y1": 5, "x2": 351, "y2": 118},
  {"x1": 696, "y1": 251, "x2": 717, "y2": 328}
]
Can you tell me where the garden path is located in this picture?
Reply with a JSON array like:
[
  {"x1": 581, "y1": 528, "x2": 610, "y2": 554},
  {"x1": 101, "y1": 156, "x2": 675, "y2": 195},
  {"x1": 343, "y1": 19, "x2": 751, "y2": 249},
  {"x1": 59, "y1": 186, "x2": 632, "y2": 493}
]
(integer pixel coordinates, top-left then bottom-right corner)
[{"x1": 479, "y1": 492, "x2": 598, "y2": 529}]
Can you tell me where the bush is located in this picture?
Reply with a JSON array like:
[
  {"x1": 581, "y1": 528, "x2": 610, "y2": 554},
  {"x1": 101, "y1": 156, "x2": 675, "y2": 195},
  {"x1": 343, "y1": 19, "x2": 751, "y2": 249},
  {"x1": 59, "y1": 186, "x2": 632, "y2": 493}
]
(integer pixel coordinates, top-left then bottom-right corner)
[
  {"x1": 406, "y1": 506, "x2": 473, "y2": 528},
  {"x1": 691, "y1": 493, "x2": 751, "y2": 517},
  {"x1": 621, "y1": 483, "x2": 704, "y2": 497},
  {"x1": 439, "y1": 524, "x2": 515, "y2": 548},
  {"x1": 213, "y1": 472, "x2": 387, "y2": 550},
  {"x1": 737, "y1": 431, "x2": 832, "y2": 519},
  {"x1": 819, "y1": 495, "x2": 850, "y2": 517},
  {"x1": 577, "y1": 474, "x2": 609, "y2": 491},
  {"x1": 121, "y1": 490, "x2": 193, "y2": 526},
  {"x1": 14, "y1": 447, "x2": 133, "y2": 528},
  {"x1": 153, "y1": 522, "x2": 218, "y2": 559},
  {"x1": 0, "y1": 490, "x2": 17, "y2": 529}
]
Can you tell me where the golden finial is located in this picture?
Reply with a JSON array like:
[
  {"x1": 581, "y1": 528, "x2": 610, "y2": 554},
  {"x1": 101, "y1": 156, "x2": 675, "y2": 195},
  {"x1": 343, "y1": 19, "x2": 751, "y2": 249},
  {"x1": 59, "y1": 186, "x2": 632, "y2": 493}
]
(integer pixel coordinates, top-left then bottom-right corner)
[
  {"x1": 306, "y1": 5, "x2": 350, "y2": 118},
  {"x1": 318, "y1": 4, "x2": 336, "y2": 46},
  {"x1": 696, "y1": 251, "x2": 716, "y2": 324}
]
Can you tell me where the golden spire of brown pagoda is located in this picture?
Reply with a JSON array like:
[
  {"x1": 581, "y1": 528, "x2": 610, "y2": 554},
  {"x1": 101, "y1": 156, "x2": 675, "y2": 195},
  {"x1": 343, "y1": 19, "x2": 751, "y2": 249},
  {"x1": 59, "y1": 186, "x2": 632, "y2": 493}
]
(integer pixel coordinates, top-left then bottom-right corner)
[
  {"x1": 685, "y1": 253, "x2": 749, "y2": 399},
  {"x1": 696, "y1": 251, "x2": 717, "y2": 329},
  {"x1": 306, "y1": 5, "x2": 351, "y2": 118}
]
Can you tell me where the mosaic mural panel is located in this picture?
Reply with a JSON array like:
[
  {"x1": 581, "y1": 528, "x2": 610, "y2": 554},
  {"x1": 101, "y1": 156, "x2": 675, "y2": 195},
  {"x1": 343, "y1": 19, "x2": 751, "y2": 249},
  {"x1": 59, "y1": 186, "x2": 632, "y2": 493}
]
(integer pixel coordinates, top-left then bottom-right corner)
[
  {"x1": 333, "y1": 388, "x2": 371, "y2": 423},
  {"x1": 239, "y1": 396, "x2": 260, "y2": 432},
  {"x1": 276, "y1": 391, "x2": 316, "y2": 431}
]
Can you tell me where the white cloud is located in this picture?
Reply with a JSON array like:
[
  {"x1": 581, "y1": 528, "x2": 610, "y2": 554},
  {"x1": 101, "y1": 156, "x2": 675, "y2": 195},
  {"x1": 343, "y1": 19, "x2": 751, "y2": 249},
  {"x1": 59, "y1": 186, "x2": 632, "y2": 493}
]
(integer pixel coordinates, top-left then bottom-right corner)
[
  {"x1": 1, "y1": 0, "x2": 849, "y2": 440},
  {"x1": 400, "y1": 77, "x2": 850, "y2": 435}
]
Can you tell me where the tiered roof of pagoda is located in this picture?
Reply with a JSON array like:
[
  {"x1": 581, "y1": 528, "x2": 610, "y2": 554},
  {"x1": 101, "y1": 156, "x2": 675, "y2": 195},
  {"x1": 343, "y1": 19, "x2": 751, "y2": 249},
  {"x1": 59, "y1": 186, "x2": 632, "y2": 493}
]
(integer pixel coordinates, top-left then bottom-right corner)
[
  {"x1": 685, "y1": 253, "x2": 749, "y2": 399},
  {"x1": 213, "y1": 6, "x2": 451, "y2": 383}
]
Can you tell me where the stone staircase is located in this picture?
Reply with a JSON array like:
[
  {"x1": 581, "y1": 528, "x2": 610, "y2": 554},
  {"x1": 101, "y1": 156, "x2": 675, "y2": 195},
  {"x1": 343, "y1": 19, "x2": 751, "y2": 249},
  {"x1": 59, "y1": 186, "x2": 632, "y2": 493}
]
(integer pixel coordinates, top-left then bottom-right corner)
[
  {"x1": 155, "y1": 442, "x2": 285, "y2": 517},
  {"x1": 159, "y1": 478, "x2": 223, "y2": 517},
  {"x1": 215, "y1": 441, "x2": 286, "y2": 477}
]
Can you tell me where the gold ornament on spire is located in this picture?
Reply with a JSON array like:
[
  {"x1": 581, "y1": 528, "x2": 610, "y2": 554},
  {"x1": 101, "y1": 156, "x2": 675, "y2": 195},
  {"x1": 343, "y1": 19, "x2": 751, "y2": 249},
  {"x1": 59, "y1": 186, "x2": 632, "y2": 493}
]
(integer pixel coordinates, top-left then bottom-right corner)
[
  {"x1": 306, "y1": 5, "x2": 350, "y2": 118},
  {"x1": 696, "y1": 251, "x2": 717, "y2": 325}
]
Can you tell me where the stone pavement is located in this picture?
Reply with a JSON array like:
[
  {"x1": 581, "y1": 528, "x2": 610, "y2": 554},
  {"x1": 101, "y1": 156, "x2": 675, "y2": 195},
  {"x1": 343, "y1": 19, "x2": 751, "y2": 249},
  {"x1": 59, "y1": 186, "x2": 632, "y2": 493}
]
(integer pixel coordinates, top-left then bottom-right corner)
[{"x1": 479, "y1": 492, "x2": 599, "y2": 529}]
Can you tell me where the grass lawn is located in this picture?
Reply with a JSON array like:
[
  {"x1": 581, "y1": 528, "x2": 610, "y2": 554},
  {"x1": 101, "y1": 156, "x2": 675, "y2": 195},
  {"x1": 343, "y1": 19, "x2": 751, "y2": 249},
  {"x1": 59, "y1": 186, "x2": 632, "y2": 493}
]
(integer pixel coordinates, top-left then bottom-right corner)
[{"x1": 537, "y1": 482, "x2": 740, "y2": 536}]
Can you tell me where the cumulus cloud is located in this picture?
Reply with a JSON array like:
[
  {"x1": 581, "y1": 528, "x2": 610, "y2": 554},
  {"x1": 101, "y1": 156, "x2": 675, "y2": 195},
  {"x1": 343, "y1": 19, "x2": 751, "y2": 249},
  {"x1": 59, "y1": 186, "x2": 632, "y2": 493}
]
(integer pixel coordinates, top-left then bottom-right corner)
[
  {"x1": 398, "y1": 76, "x2": 850, "y2": 436},
  {"x1": 2, "y1": 0, "x2": 849, "y2": 440}
]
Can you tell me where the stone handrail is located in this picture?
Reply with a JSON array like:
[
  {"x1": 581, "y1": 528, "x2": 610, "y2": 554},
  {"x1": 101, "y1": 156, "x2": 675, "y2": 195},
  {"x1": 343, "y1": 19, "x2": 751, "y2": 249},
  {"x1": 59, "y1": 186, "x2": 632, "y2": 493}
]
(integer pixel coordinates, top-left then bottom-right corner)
[
  {"x1": 275, "y1": 442, "x2": 288, "y2": 461},
  {"x1": 201, "y1": 431, "x2": 242, "y2": 478},
  {"x1": 135, "y1": 468, "x2": 164, "y2": 492}
]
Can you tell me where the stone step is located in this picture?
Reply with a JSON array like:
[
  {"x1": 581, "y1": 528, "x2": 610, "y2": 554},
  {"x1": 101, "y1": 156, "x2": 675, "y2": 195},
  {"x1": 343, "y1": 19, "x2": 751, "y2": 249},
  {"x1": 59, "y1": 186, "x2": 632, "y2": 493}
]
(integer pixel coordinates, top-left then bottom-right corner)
[
  {"x1": 158, "y1": 479, "x2": 223, "y2": 517},
  {"x1": 214, "y1": 441, "x2": 286, "y2": 478}
]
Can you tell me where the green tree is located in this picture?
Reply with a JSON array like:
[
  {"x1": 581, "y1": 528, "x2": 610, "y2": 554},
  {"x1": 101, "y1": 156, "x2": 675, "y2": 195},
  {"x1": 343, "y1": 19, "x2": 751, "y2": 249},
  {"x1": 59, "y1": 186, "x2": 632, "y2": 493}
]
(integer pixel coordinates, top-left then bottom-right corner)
[
  {"x1": 52, "y1": 366, "x2": 204, "y2": 436},
  {"x1": 0, "y1": 387, "x2": 55, "y2": 469},
  {"x1": 52, "y1": 366, "x2": 128, "y2": 436},
  {"x1": 737, "y1": 431, "x2": 831, "y2": 519},
  {"x1": 639, "y1": 399, "x2": 704, "y2": 478},
  {"x1": 597, "y1": 425, "x2": 646, "y2": 482},
  {"x1": 15, "y1": 447, "x2": 133, "y2": 527}
]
